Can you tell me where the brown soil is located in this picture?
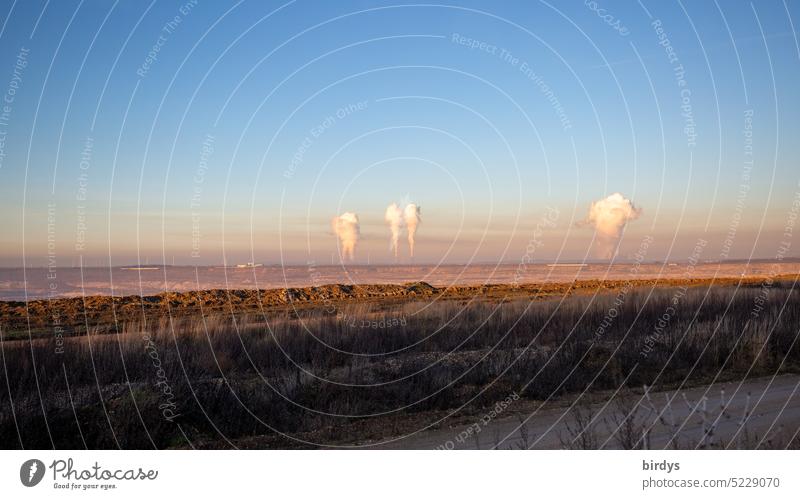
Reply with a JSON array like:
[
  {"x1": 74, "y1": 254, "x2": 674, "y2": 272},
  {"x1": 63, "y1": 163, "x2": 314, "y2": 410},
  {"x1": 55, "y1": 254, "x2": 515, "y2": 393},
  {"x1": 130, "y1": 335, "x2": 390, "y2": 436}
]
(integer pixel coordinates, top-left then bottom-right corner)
[{"x1": 1, "y1": 275, "x2": 795, "y2": 338}]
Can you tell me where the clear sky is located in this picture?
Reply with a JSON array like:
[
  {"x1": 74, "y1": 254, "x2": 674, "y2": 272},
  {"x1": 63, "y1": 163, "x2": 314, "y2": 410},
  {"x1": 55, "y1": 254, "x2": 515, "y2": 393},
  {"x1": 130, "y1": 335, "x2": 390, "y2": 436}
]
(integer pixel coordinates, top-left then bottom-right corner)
[{"x1": 0, "y1": 0, "x2": 798, "y2": 266}]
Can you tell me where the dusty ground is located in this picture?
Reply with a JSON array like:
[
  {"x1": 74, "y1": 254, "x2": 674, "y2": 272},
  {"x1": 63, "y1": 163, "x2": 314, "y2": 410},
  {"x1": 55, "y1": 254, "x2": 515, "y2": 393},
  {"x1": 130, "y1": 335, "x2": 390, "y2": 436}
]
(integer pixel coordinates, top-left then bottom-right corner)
[{"x1": 372, "y1": 374, "x2": 800, "y2": 449}]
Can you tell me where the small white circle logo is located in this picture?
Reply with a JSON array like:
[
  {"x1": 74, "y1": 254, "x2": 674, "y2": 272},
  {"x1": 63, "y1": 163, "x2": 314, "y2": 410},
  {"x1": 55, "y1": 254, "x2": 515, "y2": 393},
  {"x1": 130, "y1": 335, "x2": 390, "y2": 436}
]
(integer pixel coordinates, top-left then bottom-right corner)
[{"x1": 20, "y1": 459, "x2": 45, "y2": 487}]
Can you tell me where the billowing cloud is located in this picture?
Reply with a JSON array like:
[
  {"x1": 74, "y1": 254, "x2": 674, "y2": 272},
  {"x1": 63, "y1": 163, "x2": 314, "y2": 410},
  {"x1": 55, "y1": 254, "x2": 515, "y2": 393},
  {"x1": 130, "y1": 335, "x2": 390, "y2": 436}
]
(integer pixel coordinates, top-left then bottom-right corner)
[
  {"x1": 331, "y1": 212, "x2": 360, "y2": 261},
  {"x1": 384, "y1": 201, "x2": 423, "y2": 259},
  {"x1": 581, "y1": 193, "x2": 641, "y2": 259},
  {"x1": 384, "y1": 203, "x2": 403, "y2": 259},
  {"x1": 403, "y1": 203, "x2": 421, "y2": 259}
]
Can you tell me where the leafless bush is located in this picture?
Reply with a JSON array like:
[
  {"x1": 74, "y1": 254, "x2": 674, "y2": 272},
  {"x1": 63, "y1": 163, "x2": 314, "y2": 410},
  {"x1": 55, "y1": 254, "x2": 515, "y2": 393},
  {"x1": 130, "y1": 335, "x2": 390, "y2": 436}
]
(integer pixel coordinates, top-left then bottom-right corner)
[
  {"x1": 604, "y1": 389, "x2": 648, "y2": 449},
  {"x1": 560, "y1": 401, "x2": 600, "y2": 449}
]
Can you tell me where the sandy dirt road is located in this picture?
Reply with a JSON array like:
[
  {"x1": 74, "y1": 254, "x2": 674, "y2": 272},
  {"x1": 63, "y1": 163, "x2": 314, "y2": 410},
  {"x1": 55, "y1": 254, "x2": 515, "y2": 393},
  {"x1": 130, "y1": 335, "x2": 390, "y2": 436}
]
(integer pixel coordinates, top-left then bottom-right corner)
[{"x1": 375, "y1": 374, "x2": 800, "y2": 449}]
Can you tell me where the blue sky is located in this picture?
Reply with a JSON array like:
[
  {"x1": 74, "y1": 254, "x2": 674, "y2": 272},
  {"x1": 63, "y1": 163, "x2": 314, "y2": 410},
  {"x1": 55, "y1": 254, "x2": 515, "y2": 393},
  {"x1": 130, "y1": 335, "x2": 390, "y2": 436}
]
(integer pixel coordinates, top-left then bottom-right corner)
[{"x1": 0, "y1": 0, "x2": 798, "y2": 266}]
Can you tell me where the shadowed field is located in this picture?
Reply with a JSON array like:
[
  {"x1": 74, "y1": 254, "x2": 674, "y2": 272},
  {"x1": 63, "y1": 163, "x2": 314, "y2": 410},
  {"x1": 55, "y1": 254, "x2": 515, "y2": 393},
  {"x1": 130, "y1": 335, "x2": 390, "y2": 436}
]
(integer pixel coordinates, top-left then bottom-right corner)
[{"x1": 1, "y1": 276, "x2": 799, "y2": 449}]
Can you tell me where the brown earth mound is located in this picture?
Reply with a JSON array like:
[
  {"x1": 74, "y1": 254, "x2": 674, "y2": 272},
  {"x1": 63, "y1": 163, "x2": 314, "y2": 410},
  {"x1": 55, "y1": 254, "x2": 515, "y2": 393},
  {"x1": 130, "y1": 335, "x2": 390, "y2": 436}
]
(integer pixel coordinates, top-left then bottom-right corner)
[{"x1": 1, "y1": 276, "x2": 795, "y2": 337}]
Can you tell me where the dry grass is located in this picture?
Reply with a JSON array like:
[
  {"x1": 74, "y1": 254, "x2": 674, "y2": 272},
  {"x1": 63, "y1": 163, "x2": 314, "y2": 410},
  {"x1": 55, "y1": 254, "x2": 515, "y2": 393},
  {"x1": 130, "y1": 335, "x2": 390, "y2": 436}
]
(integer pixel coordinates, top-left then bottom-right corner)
[{"x1": 1, "y1": 282, "x2": 798, "y2": 449}]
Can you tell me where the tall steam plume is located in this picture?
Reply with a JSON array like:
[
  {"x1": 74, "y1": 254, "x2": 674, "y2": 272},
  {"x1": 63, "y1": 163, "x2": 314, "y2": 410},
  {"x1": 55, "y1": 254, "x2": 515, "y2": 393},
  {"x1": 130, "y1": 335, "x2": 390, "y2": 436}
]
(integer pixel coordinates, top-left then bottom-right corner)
[
  {"x1": 331, "y1": 212, "x2": 360, "y2": 261},
  {"x1": 581, "y1": 193, "x2": 641, "y2": 259},
  {"x1": 384, "y1": 203, "x2": 403, "y2": 259},
  {"x1": 403, "y1": 203, "x2": 421, "y2": 258}
]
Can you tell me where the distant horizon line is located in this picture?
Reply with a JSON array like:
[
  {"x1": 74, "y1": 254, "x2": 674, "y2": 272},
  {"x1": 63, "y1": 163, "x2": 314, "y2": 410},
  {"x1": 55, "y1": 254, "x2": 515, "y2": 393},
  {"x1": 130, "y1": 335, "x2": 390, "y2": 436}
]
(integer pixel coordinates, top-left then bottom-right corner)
[{"x1": 0, "y1": 256, "x2": 796, "y2": 270}]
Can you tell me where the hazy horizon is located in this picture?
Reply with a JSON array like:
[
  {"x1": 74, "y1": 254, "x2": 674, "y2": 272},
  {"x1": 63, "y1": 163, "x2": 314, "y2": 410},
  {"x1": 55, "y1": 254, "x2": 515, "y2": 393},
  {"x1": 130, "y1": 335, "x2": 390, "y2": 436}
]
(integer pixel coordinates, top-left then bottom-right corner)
[{"x1": 2, "y1": 253, "x2": 799, "y2": 270}]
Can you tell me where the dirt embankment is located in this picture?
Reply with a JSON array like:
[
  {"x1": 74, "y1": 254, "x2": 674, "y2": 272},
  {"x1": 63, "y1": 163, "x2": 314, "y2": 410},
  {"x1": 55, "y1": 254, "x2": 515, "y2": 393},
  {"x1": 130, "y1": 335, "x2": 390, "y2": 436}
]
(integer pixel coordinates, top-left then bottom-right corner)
[{"x1": 0, "y1": 275, "x2": 795, "y2": 335}]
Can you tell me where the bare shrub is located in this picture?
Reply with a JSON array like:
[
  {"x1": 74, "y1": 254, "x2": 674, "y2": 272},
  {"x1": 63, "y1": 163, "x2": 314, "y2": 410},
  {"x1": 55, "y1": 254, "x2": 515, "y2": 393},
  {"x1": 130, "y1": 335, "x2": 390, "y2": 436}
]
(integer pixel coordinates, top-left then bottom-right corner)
[{"x1": 560, "y1": 401, "x2": 600, "y2": 449}]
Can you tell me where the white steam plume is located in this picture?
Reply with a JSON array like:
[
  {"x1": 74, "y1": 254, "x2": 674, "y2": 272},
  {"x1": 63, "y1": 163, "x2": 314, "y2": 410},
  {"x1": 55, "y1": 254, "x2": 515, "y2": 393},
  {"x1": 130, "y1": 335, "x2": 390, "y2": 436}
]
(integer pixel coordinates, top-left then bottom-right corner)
[
  {"x1": 582, "y1": 193, "x2": 641, "y2": 259},
  {"x1": 331, "y1": 212, "x2": 360, "y2": 261},
  {"x1": 403, "y1": 203, "x2": 421, "y2": 258},
  {"x1": 384, "y1": 203, "x2": 404, "y2": 259}
]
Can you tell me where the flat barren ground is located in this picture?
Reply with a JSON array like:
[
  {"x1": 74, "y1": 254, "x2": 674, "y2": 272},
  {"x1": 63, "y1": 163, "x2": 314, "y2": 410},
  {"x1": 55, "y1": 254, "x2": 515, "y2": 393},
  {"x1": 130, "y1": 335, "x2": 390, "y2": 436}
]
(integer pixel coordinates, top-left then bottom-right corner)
[{"x1": 1, "y1": 261, "x2": 798, "y2": 300}]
